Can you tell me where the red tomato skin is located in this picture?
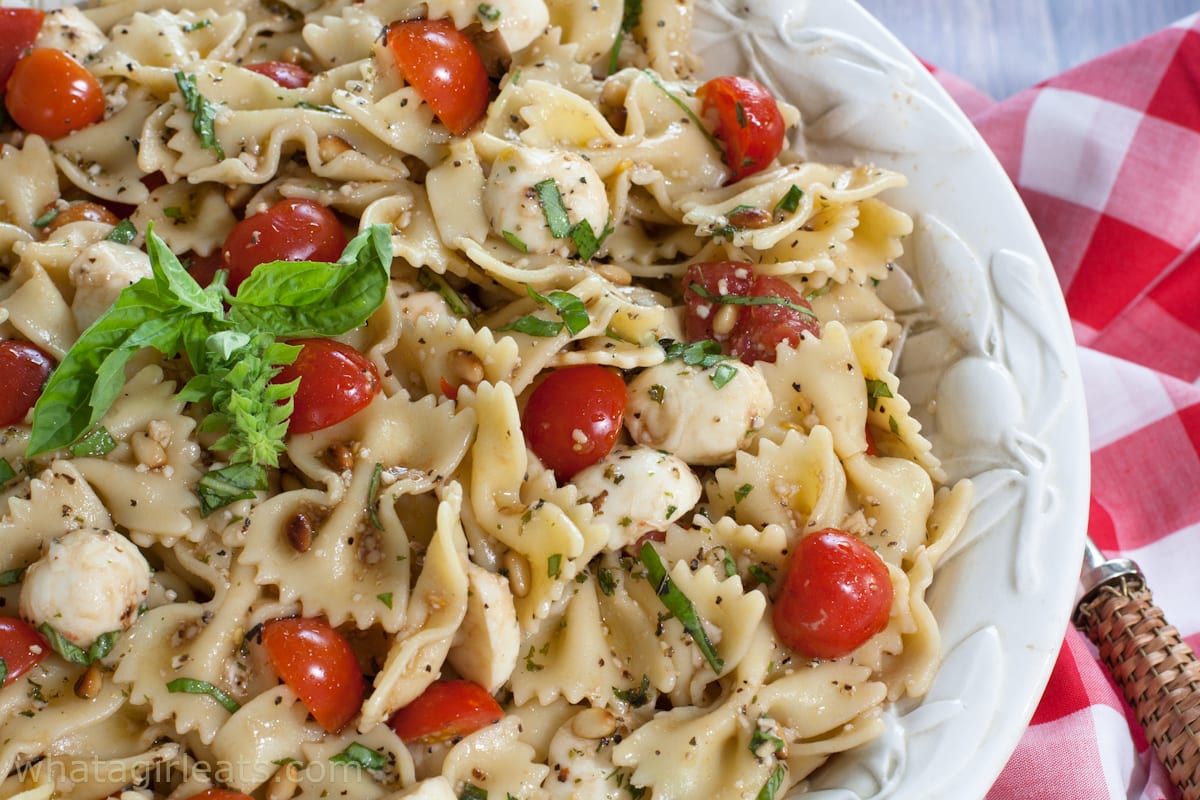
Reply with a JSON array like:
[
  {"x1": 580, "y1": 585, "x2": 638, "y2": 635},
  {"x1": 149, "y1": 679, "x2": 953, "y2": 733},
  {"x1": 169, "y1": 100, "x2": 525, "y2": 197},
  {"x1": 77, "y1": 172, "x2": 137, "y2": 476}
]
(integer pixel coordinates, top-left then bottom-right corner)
[
  {"x1": 222, "y1": 199, "x2": 348, "y2": 293},
  {"x1": 386, "y1": 19, "x2": 490, "y2": 135},
  {"x1": 522, "y1": 365, "x2": 627, "y2": 481},
  {"x1": 772, "y1": 528, "x2": 894, "y2": 660},
  {"x1": 682, "y1": 261, "x2": 753, "y2": 346},
  {"x1": 261, "y1": 617, "x2": 364, "y2": 733},
  {"x1": 182, "y1": 791, "x2": 255, "y2": 800},
  {"x1": 244, "y1": 61, "x2": 313, "y2": 89},
  {"x1": 697, "y1": 75, "x2": 786, "y2": 183},
  {"x1": 0, "y1": 617, "x2": 50, "y2": 687},
  {"x1": 0, "y1": 9, "x2": 43, "y2": 96},
  {"x1": 0, "y1": 340, "x2": 54, "y2": 427},
  {"x1": 387, "y1": 680, "x2": 503, "y2": 744},
  {"x1": 272, "y1": 339, "x2": 380, "y2": 435},
  {"x1": 5, "y1": 48, "x2": 106, "y2": 140}
]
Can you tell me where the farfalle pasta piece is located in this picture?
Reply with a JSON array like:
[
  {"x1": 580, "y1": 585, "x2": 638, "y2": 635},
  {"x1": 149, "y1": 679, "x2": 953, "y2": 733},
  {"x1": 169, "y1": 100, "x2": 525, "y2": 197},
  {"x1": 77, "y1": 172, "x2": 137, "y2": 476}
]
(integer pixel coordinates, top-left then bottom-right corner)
[
  {"x1": 0, "y1": 136, "x2": 59, "y2": 229},
  {"x1": 0, "y1": 461, "x2": 112, "y2": 575},
  {"x1": 440, "y1": 716, "x2": 551, "y2": 799},
  {"x1": 210, "y1": 685, "x2": 323, "y2": 792}
]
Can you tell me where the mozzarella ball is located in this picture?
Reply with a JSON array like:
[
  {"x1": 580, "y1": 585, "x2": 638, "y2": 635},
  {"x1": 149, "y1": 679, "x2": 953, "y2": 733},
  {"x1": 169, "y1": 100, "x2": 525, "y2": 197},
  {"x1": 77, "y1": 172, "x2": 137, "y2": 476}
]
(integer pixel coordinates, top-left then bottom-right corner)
[
  {"x1": 20, "y1": 528, "x2": 152, "y2": 647},
  {"x1": 483, "y1": 147, "x2": 609, "y2": 257},
  {"x1": 572, "y1": 445, "x2": 701, "y2": 549},
  {"x1": 625, "y1": 361, "x2": 773, "y2": 465}
]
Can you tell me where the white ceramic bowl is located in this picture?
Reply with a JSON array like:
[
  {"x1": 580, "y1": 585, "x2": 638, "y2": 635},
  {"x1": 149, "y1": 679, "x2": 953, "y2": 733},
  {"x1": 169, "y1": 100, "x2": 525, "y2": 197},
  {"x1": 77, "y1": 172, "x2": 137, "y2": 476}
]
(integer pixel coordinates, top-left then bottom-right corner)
[{"x1": 691, "y1": 1, "x2": 1090, "y2": 797}]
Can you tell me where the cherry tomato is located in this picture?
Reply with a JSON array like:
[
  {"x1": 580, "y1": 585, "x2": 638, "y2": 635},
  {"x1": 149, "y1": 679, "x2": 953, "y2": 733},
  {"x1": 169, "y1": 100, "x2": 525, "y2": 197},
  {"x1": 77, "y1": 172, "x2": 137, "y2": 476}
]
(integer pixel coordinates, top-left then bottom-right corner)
[
  {"x1": 182, "y1": 791, "x2": 254, "y2": 800},
  {"x1": 0, "y1": 617, "x2": 50, "y2": 687},
  {"x1": 42, "y1": 202, "x2": 120, "y2": 235},
  {"x1": 271, "y1": 339, "x2": 380, "y2": 435},
  {"x1": 523, "y1": 365, "x2": 626, "y2": 481},
  {"x1": 261, "y1": 617, "x2": 364, "y2": 732},
  {"x1": 696, "y1": 75, "x2": 786, "y2": 183},
  {"x1": 5, "y1": 48, "x2": 105, "y2": 140},
  {"x1": 683, "y1": 262, "x2": 818, "y2": 364},
  {"x1": 244, "y1": 61, "x2": 313, "y2": 89},
  {"x1": 0, "y1": 340, "x2": 54, "y2": 427},
  {"x1": 386, "y1": 19, "x2": 490, "y2": 135},
  {"x1": 772, "y1": 528, "x2": 894, "y2": 660},
  {"x1": 387, "y1": 680, "x2": 503, "y2": 744},
  {"x1": 0, "y1": 9, "x2": 43, "y2": 97},
  {"x1": 222, "y1": 198, "x2": 347, "y2": 293}
]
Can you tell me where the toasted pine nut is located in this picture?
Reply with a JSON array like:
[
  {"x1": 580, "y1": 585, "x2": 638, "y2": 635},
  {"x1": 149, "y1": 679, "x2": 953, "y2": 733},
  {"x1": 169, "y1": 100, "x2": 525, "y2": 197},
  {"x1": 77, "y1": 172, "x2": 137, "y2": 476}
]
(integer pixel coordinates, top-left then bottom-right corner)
[
  {"x1": 571, "y1": 706, "x2": 617, "y2": 739},
  {"x1": 318, "y1": 135, "x2": 352, "y2": 162},
  {"x1": 450, "y1": 349, "x2": 485, "y2": 387},
  {"x1": 593, "y1": 262, "x2": 631, "y2": 286},
  {"x1": 286, "y1": 512, "x2": 314, "y2": 553},
  {"x1": 503, "y1": 551, "x2": 530, "y2": 598},
  {"x1": 131, "y1": 431, "x2": 167, "y2": 470},
  {"x1": 74, "y1": 663, "x2": 103, "y2": 700},
  {"x1": 711, "y1": 304, "x2": 739, "y2": 336},
  {"x1": 326, "y1": 443, "x2": 355, "y2": 472}
]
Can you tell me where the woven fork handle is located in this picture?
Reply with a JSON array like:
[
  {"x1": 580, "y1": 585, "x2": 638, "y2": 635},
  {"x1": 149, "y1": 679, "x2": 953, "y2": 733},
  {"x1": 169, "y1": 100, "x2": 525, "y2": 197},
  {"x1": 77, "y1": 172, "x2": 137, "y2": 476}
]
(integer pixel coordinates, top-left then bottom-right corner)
[{"x1": 1074, "y1": 578, "x2": 1200, "y2": 800}]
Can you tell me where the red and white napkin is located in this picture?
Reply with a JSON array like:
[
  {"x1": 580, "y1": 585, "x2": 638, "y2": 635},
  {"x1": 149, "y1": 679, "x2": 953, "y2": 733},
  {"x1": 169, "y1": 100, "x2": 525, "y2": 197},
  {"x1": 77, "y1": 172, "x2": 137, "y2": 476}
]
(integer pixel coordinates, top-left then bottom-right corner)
[{"x1": 925, "y1": 14, "x2": 1200, "y2": 800}]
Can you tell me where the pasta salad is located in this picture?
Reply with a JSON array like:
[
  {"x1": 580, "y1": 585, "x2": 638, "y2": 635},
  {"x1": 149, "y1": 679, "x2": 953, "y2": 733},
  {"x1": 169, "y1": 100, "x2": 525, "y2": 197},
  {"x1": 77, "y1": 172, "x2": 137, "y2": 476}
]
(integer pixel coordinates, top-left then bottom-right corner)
[{"x1": 0, "y1": 1, "x2": 973, "y2": 799}]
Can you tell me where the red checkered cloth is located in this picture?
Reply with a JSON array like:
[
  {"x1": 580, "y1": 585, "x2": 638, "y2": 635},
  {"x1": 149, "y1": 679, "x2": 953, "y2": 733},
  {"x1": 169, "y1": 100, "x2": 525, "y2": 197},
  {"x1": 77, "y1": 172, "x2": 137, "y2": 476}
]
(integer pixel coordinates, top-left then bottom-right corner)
[{"x1": 924, "y1": 14, "x2": 1200, "y2": 800}]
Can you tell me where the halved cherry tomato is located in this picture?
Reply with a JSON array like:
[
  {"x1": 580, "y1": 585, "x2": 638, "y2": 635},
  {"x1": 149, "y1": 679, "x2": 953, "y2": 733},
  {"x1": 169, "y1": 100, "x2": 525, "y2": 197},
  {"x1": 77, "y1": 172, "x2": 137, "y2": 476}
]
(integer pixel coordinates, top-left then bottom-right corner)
[
  {"x1": 696, "y1": 75, "x2": 786, "y2": 183},
  {"x1": 5, "y1": 48, "x2": 105, "y2": 140},
  {"x1": 387, "y1": 680, "x2": 503, "y2": 744},
  {"x1": 182, "y1": 790, "x2": 254, "y2": 800},
  {"x1": 522, "y1": 364, "x2": 626, "y2": 481},
  {"x1": 0, "y1": 340, "x2": 54, "y2": 427},
  {"x1": 683, "y1": 262, "x2": 818, "y2": 364},
  {"x1": 0, "y1": 617, "x2": 50, "y2": 687},
  {"x1": 386, "y1": 18, "x2": 489, "y2": 135},
  {"x1": 244, "y1": 61, "x2": 313, "y2": 89},
  {"x1": 0, "y1": 9, "x2": 43, "y2": 97},
  {"x1": 271, "y1": 338, "x2": 380, "y2": 434},
  {"x1": 41, "y1": 202, "x2": 120, "y2": 235},
  {"x1": 222, "y1": 198, "x2": 347, "y2": 293},
  {"x1": 772, "y1": 528, "x2": 894, "y2": 660},
  {"x1": 261, "y1": 617, "x2": 364, "y2": 733}
]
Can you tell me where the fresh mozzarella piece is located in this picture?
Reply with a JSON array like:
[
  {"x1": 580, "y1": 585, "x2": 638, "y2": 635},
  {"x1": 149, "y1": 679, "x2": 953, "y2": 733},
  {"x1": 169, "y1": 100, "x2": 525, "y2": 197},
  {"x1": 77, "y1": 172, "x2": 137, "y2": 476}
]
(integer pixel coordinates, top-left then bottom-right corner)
[
  {"x1": 68, "y1": 240, "x2": 153, "y2": 330},
  {"x1": 19, "y1": 528, "x2": 151, "y2": 647},
  {"x1": 35, "y1": 7, "x2": 108, "y2": 63},
  {"x1": 447, "y1": 562, "x2": 521, "y2": 692},
  {"x1": 571, "y1": 445, "x2": 701, "y2": 549},
  {"x1": 625, "y1": 361, "x2": 773, "y2": 466},
  {"x1": 483, "y1": 147, "x2": 609, "y2": 256}
]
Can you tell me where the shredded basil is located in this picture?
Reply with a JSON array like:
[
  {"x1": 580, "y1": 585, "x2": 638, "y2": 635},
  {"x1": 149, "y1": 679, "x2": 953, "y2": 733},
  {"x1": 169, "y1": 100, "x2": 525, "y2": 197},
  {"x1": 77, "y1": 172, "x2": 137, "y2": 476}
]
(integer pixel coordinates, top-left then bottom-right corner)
[
  {"x1": 166, "y1": 677, "x2": 241, "y2": 712},
  {"x1": 295, "y1": 101, "x2": 348, "y2": 115},
  {"x1": 38, "y1": 624, "x2": 118, "y2": 666},
  {"x1": 734, "y1": 483, "x2": 753, "y2": 503},
  {"x1": 535, "y1": 179, "x2": 571, "y2": 238},
  {"x1": 182, "y1": 19, "x2": 211, "y2": 31},
  {"x1": 888, "y1": 414, "x2": 900, "y2": 435},
  {"x1": 648, "y1": 384, "x2": 665, "y2": 404},
  {"x1": 607, "y1": 0, "x2": 643, "y2": 73},
  {"x1": 377, "y1": 592, "x2": 393, "y2": 609},
  {"x1": 710, "y1": 362, "x2": 738, "y2": 389},
  {"x1": 597, "y1": 567, "x2": 617, "y2": 596},
  {"x1": 69, "y1": 427, "x2": 117, "y2": 457},
  {"x1": 106, "y1": 219, "x2": 137, "y2": 245},
  {"x1": 688, "y1": 282, "x2": 816, "y2": 319},
  {"x1": 502, "y1": 230, "x2": 529, "y2": 253},
  {"x1": 865, "y1": 378, "x2": 894, "y2": 410},
  {"x1": 460, "y1": 785, "x2": 488, "y2": 800},
  {"x1": 613, "y1": 674, "x2": 651, "y2": 707},
  {"x1": 638, "y1": 542, "x2": 724, "y2": 673},
  {"x1": 0, "y1": 458, "x2": 16, "y2": 485},
  {"x1": 497, "y1": 315, "x2": 563, "y2": 337},
  {"x1": 174, "y1": 72, "x2": 225, "y2": 160},
  {"x1": 368, "y1": 462, "x2": 384, "y2": 530},
  {"x1": 0, "y1": 566, "x2": 25, "y2": 586},
  {"x1": 330, "y1": 742, "x2": 387, "y2": 770},
  {"x1": 755, "y1": 765, "x2": 787, "y2": 800},
  {"x1": 548, "y1": 553, "x2": 563, "y2": 578},
  {"x1": 499, "y1": 286, "x2": 590, "y2": 338},
  {"x1": 0, "y1": 658, "x2": 7, "y2": 686},
  {"x1": 643, "y1": 69, "x2": 723, "y2": 157},
  {"x1": 477, "y1": 2, "x2": 501, "y2": 21},
  {"x1": 721, "y1": 548, "x2": 737, "y2": 578},
  {"x1": 660, "y1": 339, "x2": 738, "y2": 388},
  {"x1": 749, "y1": 723, "x2": 785, "y2": 756},
  {"x1": 417, "y1": 268, "x2": 475, "y2": 319},
  {"x1": 32, "y1": 207, "x2": 59, "y2": 228},
  {"x1": 774, "y1": 184, "x2": 804, "y2": 216}
]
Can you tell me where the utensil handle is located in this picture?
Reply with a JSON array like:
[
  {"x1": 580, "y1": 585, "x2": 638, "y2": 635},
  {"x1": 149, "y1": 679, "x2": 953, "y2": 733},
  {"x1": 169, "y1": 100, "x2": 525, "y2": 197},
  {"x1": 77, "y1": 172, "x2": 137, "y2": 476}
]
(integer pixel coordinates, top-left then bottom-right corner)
[{"x1": 1074, "y1": 578, "x2": 1200, "y2": 800}]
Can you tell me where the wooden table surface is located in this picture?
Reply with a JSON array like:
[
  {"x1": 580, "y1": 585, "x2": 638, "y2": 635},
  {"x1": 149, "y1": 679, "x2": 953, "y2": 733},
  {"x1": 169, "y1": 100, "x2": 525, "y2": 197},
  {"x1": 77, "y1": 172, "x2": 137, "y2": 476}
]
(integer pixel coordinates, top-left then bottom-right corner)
[{"x1": 855, "y1": 0, "x2": 1199, "y2": 99}]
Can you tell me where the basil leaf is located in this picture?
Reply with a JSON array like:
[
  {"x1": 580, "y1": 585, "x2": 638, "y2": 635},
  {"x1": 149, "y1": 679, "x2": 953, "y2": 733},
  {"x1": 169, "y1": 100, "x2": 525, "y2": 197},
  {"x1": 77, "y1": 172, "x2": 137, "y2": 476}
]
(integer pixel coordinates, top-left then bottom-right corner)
[
  {"x1": 710, "y1": 362, "x2": 738, "y2": 389},
  {"x1": 38, "y1": 624, "x2": 118, "y2": 665},
  {"x1": 569, "y1": 218, "x2": 602, "y2": 261},
  {"x1": 612, "y1": 674, "x2": 651, "y2": 707},
  {"x1": 417, "y1": 268, "x2": 475, "y2": 318},
  {"x1": 296, "y1": 101, "x2": 348, "y2": 115},
  {"x1": 175, "y1": 72, "x2": 225, "y2": 160},
  {"x1": 166, "y1": 677, "x2": 241, "y2": 713},
  {"x1": 330, "y1": 742, "x2": 387, "y2": 770},
  {"x1": 607, "y1": 0, "x2": 642, "y2": 73},
  {"x1": 497, "y1": 315, "x2": 562, "y2": 337},
  {"x1": 530, "y1": 286, "x2": 589, "y2": 336},
  {"x1": 0, "y1": 566, "x2": 26, "y2": 586},
  {"x1": 106, "y1": 219, "x2": 137, "y2": 245},
  {"x1": 147, "y1": 228, "x2": 223, "y2": 314},
  {"x1": 865, "y1": 378, "x2": 893, "y2": 410},
  {"x1": 33, "y1": 207, "x2": 59, "y2": 228},
  {"x1": 477, "y1": 2, "x2": 501, "y2": 21},
  {"x1": 229, "y1": 225, "x2": 391, "y2": 337},
  {"x1": 687, "y1": 282, "x2": 816, "y2": 319},
  {"x1": 0, "y1": 458, "x2": 16, "y2": 484},
  {"x1": 70, "y1": 427, "x2": 118, "y2": 457},
  {"x1": 534, "y1": 179, "x2": 571, "y2": 238},
  {"x1": 774, "y1": 184, "x2": 804, "y2": 216},
  {"x1": 0, "y1": 657, "x2": 7, "y2": 686},
  {"x1": 367, "y1": 462, "x2": 384, "y2": 531},
  {"x1": 501, "y1": 230, "x2": 529, "y2": 253},
  {"x1": 638, "y1": 542, "x2": 724, "y2": 673},
  {"x1": 196, "y1": 462, "x2": 267, "y2": 515},
  {"x1": 643, "y1": 70, "x2": 723, "y2": 157},
  {"x1": 377, "y1": 592, "x2": 393, "y2": 609},
  {"x1": 755, "y1": 765, "x2": 787, "y2": 800},
  {"x1": 460, "y1": 784, "x2": 488, "y2": 800}
]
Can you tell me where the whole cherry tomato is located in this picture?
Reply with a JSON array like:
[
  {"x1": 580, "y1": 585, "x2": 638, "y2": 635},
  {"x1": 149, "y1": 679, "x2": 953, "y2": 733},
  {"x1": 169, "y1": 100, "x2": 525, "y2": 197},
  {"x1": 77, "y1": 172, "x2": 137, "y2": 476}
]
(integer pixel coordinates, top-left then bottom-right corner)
[
  {"x1": 244, "y1": 61, "x2": 313, "y2": 89},
  {"x1": 260, "y1": 616, "x2": 364, "y2": 733},
  {"x1": 772, "y1": 528, "x2": 894, "y2": 660},
  {"x1": 0, "y1": 617, "x2": 50, "y2": 687},
  {"x1": 523, "y1": 365, "x2": 626, "y2": 481},
  {"x1": 0, "y1": 8, "x2": 43, "y2": 96},
  {"x1": 683, "y1": 262, "x2": 818, "y2": 364},
  {"x1": 387, "y1": 679, "x2": 503, "y2": 744},
  {"x1": 696, "y1": 75, "x2": 786, "y2": 183},
  {"x1": 222, "y1": 198, "x2": 348, "y2": 293},
  {"x1": 5, "y1": 48, "x2": 105, "y2": 140},
  {"x1": 386, "y1": 18, "x2": 490, "y2": 135},
  {"x1": 0, "y1": 340, "x2": 54, "y2": 427},
  {"x1": 271, "y1": 338, "x2": 380, "y2": 434},
  {"x1": 181, "y1": 791, "x2": 254, "y2": 800}
]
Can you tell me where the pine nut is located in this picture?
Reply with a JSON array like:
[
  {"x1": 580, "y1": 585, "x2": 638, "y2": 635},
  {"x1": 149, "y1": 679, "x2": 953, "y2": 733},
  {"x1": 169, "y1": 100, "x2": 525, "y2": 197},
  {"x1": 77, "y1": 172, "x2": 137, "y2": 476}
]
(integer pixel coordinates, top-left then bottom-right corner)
[
  {"x1": 503, "y1": 551, "x2": 530, "y2": 598},
  {"x1": 711, "y1": 304, "x2": 739, "y2": 336},
  {"x1": 571, "y1": 707, "x2": 617, "y2": 739},
  {"x1": 131, "y1": 431, "x2": 167, "y2": 469}
]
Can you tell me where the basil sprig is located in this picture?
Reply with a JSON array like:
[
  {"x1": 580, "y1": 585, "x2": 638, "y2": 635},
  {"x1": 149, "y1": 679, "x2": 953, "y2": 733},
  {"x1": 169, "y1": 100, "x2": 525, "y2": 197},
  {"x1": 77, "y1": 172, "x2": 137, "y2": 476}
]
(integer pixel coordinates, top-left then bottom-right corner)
[
  {"x1": 29, "y1": 225, "x2": 391, "y2": 514},
  {"x1": 638, "y1": 542, "x2": 724, "y2": 674}
]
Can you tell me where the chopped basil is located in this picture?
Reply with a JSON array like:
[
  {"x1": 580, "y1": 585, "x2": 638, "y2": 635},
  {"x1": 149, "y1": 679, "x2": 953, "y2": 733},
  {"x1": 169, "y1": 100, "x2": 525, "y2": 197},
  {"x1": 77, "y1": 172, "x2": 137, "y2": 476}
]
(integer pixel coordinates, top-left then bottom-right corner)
[
  {"x1": 502, "y1": 230, "x2": 529, "y2": 253},
  {"x1": 569, "y1": 217, "x2": 604, "y2": 261},
  {"x1": 106, "y1": 219, "x2": 137, "y2": 245},
  {"x1": 330, "y1": 742, "x2": 387, "y2": 770},
  {"x1": 710, "y1": 362, "x2": 738, "y2": 389},
  {"x1": 535, "y1": 179, "x2": 571, "y2": 238},
  {"x1": 734, "y1": 484, "x2": 753, "y2": 503},
  {"x1": 661, "y1": 339, "x2": 727, "y2": 370},
  {"x1": 0, "y1": 458, "x2": 16, "y2": 485},
  {"x1": 377, "y1": 592, "x2": 393, "y2": 609},
  {"x1": 748, "y1": 564, "x2": 775, "y2": 585},
  {"x1": 523, "y1": 644, "x2": 545, "y2": 672},
  {"x1": 174, "y1": 72, "x2": 225, "y2": 160},
  {"x1": 688, "y1": 282, "x2": 816, "y2": 319},
  {"x1": 295, "y1": 101, "x2": 348, "y2": 115},
  {"x1": 720, "y1": 548, "x2": 737, "y2": 578},
  {"x1": 417, "y1": 268, "x2": 475, "y2": 319},
  {"x1": 498, "y1": 315, "x2": 563, "y2": 337},
  {"x1": 38, "y1": 624, "x2": 118, "y2": 665},
  {"x1": 166, "y1": 677, "x2": 241, "y2": 712},
  {"x1": 643, "y1": 69, "x2": 723, "y2": 157},
  {"x1": 865, "y1": 378, "x2": 893, "y2": 410},
  {"x1": 0, "y1": 566, "x2": 25, "y2": 586},
  {"x1": 70, "y1": 427, "x2": 117, "y2": 457},
  {"x1": 460, "y1": 785, "x2": 488, "y2": 800},
  {"x1": 888, "y1": 414, "x2": 900, "y2": 435},
  {"x1": 196, "y1": 462, "x2": 267, "y2": 516},
  {"x1": 0, "y1": 657, "x2": 7, "y2": 686},
  {"x1": 182, "y1": 19, "x2": 212, "y2": 31},
  {"x1": 499, "y1": 286, "x2": 590, "y2": 338},
  {"x1": 548, "y1": 553, "x2": 563, "y2": 578},
  {"x1": 734, "y1": 100, "x2": 747, "y2": 128},
  {"x1": 755, "y1": 765, "x2": 787, "y2": 800},
  {"x1": 648, "y1": 384, "x2": 666, "y2": 404},
  {"x1": 749, "y1": 723, "x2": 785, "y2": 756},
  {"x1": 33, "y1": 207, "x2": 59, "y2": 228},
  {"x1": 597, "y1": 567, "x2": 617, "y2": 596},
  {"x1": 774, "y1": 184, "x2": 804, "y2": 216},
  {"x1": 638, "y1": 542, "x2": 724, "y2": 673},
  {"x1": 607, "y1": 0, "x2": 643, "y2": 73},
  {"x1": 477, "y1": 3, "x2": 501, "y2": 21},
  {"x1": 367, "y1": 462, "x2": 384, "y2": 531},
  {"x1": 613, "y1": 674, "x2": 651, "y2": 707},
  {"x1": 163, "y1": 206, "x2": 184, "y2": 219}
]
